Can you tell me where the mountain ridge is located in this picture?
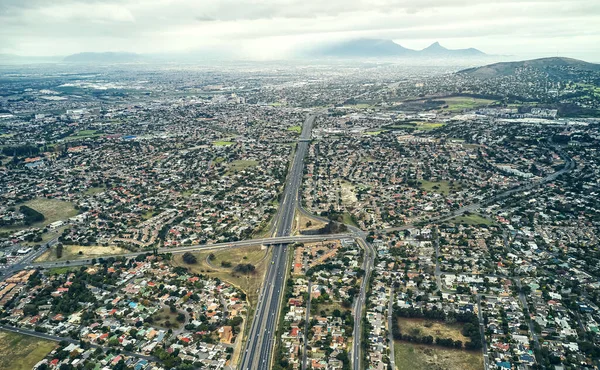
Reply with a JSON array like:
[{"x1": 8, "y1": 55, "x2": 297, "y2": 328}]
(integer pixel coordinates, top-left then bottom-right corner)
[
  {"x1": 457, "y1": 57, "x2": 600, "y2": 79},
  {"x1": 309, "y1": 39, "x2": 487, "y2": 58}
]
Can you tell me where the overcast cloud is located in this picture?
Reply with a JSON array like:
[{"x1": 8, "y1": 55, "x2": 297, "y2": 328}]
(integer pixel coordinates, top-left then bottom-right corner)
[{"x1": 0, "y1": 0, "x2": 599, "y2": 61}]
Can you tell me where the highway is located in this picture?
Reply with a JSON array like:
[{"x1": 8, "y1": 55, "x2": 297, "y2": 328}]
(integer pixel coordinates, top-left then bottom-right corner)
[
  {"x1": 351, "y1": 236, "x2": 375, "y2": 370},
  {"x1": 239, "y1": 113, "x2": 315, "y2": 370}
]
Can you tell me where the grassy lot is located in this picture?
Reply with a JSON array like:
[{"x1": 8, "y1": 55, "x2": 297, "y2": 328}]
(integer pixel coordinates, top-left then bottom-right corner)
[
  {"x1": 311, "y1": 301, "x2": 350, "y2": 316},
  {"x1": 394, "y1": 341, "x2": 483, "y2": 370},
  {"x1": 388, "y1": 122, "x2": 445, "y2": 131},
  {"x1": 65, "y1": 130, "x2": 104, "y2": 141},
  {"x1": 342, "y1": 212, "x2": 358, "y2": 228},
  {"x1": 150, "y1": 306, "x2": 184, "y2": 330},
  {"x1": 0, "y1": 198, "x2": 78, "y2": 233},
  {"x1": 213, "y1": 140, "x2": 235, "y2": 147},
  {"x1": 46, "y1": 266, "x2": 81, "y2": 275},
  {"x1": 226, "y1": 160, "x2": 259, "y2": 175},
  {"x1": 287, "y1": 126, "x2": 302, "y2": 133},
  {"x1": 293, "y1": 212, "x2": 327, "y2": 235},
  {"x1": 397, "y1": 318, "x2": 469, "y2": 342},
  {"x1": 416, "y1": 122, "x2": 445, "y2": 131},
  {"x1": 364, "y1": 130, "x2": 385, "y2": 135},
  {"x1": 83, "y1": 186, "x2": 105, "y2": 195},
  {"x1": 418, "y1": 180, "x2": 462, "y2": 196},
  {"x1": 344, "y1": 103, "x2": 372, "y2": 109},
  {"x1": 435, "y1": 97, "x2": 496, "y2": 112},
  {"x1": 171, "y1": 245, "x2": 271, "y2": 308},
  {"x1": 449, "y1": 213, "x2": 495, "y2": 226},
  {"x1": 35, "y1": 245, "x2": 129, "y2": 262},
  {"x1": 0, "y1": 330, "x2": 56, "y2": 370}
]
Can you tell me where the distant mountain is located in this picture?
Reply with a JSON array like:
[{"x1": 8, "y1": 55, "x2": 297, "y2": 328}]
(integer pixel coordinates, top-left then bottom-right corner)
[
  {"x1": 0, "y1": 54, "x2": 62, "y2": 64},
  {"x1": 419, "y1": 42, "x2": 485, "y2": 57},
  {"x1": 458, "y1": 57, "x2": 600, "y2": 79},
  {"x1": 63, "y1": 52, "x2": 143, "y2": 63},
  {"x1": 308, "y1": 39, "x2": 486, "y2": 58},
  {"x1": 313, "y1": 39, "x2": 416, "y2": 58}
]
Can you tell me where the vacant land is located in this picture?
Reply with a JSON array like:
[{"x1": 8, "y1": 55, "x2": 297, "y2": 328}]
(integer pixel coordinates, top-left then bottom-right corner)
[
  {"x1": 340, "y1": 181, "x2": 358, "y2": 206},
  {"x1": 364, "y1": 130, "x2": 384, "y2": 135},
  {"x1": 287, "y1": 126, "x2": 302, "y2": 133},
  {"x1": 394, "y1": 341, "x2": 483, "y2": 370},
  {"x1": 0, "y1": 330, "x2": 56, "y2": 370},
  {"x1": 172, "y1": 245, "x2": 270, "y2": 308},
  {"x1": 397, "y1": 318, "x2": 469, "y2": 343},
  {"x1": 151, "y1": 306, "x2": 184, "y2": 330},
  {"x1": 435, "y1": 97, "x2": 496, "y2": 112},
  {"x1": 213, "y1": 140, "x2": 235, "y2": 147},
  {"x1": 312, "y1": 301, "x2": 350, "y2": 316},
  {"x1": 226, "y1": 160, "x2": 259, "y2": 175},
  {"x1": 65, "y1": 130, "x2": 104, "y2": 141},
  {"x1": 25, "y1": 198, "x2": 78, "y2": 226},
  {"x1": 0, "y1": 198, "x2": 78, "y2": 233},
  {"x1": 293, "y1": 212, "x2": 327, "y2": 235},
  {"x1": 35, "y1": 245, "x2": 129, "y2": 262},
  {"x1": 418, "y1": 180, "x2": 462, "y2": 196},
  {"x1": 449, "y1": 213, "x2": 495, "y2": 226},
  {"x1": 83, "y1": 186, "x2": 105, "y2": 195}
]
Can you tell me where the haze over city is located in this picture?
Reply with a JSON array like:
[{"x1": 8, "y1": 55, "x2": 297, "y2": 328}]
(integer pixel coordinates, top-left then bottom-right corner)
[{"x1": 1, "y1": 0, "x2": 599, "y2": 61}]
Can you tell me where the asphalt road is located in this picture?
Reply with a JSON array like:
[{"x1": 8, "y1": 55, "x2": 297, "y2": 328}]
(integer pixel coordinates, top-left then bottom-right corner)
[
  {"x1": 23, "y1": 233, "x2": 350, "y2": 271},
  {"x1": 239, "y1": 113, "x2": 315, "y2": 370},
  {"x1": 352, "y1": 236, "x2": 375, "y2": 370},
  {"x1": 0, "y1": 237, "x2": 58, "y2": 280}
]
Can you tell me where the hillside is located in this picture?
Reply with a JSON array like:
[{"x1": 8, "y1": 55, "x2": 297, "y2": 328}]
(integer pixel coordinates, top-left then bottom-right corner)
[{"x1": 458, "y1": 57, "x2": 600, "y2": 79}]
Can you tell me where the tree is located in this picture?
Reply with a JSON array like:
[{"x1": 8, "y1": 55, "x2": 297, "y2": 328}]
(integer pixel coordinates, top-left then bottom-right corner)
[
  {"x1": 182, "y1": 252, "x2": 197, "y2": 264},
  {"x1": 56, "y1": 244, "x2": 64, "y2": 259}
]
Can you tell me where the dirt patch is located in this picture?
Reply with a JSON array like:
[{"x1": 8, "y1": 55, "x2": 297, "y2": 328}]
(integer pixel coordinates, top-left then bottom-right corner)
[
  {"x1": 35, "y1": 245, "x2": 129, "y2": 262},
  {"x1": 394, "y1": 341, "x2": 483, "y2": 370}
]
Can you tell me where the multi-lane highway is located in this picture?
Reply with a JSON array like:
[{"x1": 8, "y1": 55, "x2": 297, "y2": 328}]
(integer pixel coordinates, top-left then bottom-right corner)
[
  {"x1": 351, "y1": 236, "x2": 375, "y2": 370},
  {"x1": 239, "y1": 114, "x2": 315, "y2": 370}
]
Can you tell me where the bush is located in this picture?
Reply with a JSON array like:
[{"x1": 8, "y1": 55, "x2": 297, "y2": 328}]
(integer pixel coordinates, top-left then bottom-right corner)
[{"x1": 233, "y1": 263, "x2": 256, "y2": 274}]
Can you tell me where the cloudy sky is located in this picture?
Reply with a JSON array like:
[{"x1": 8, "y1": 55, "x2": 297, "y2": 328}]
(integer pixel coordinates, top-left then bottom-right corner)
[{"x1": 1, "y1": 0, "x2": 599, "y2": 61}]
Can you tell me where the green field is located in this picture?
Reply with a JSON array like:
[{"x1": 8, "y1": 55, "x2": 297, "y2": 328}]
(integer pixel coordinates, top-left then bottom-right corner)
[
  {"x1": 83, "y1": 186, "x2": 105, "y2": 195},
  {"x1": 0, "y1": 198, "x2": 78, "y2": 233},
  {"x1": 449, "y1": 213, "x2": 495, "y2": 226},
  {"x1": 364, "y1": 130, "x2": 384, "y2": 135},
  {"x1": 151, "y1": 306, "x2": 184, "y2": 330},
  {"x1": 436, "y1": 97, "x2": 496, "y2": 112},
  {"x1": 226, "y1": 160, "x2": 259, "y2": 175},
  {"x1": 418, "y1": 180, "x2": 462, "y2": 195},
  {"x1": 287, "y1": 126, "x2": 302, "y2": 133},
  {"x1": 394, "y1": 341, "x2": 483, "y2": 370},
  {"x1": 0, "y1": 331, "x2": 56, "y2": 370},
  {"x1": 388, "y1": 122, "x2": 446, "y2": 131},
  {"x1": 342, "y1": 212, "x2": 358, "y2": 228},
  {"x1": 213, "y1": 140, "x2": 235, "y2": 147},
  {"x1": 65, "y1": 130, "x2": 103, "y2": 141}
]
